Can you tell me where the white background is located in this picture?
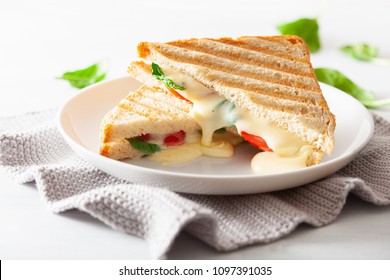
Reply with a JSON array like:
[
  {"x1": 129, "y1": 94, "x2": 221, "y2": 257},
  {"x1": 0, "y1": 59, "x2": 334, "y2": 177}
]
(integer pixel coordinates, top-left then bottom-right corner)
[{"x1": 1, "y1": 0, "x2": 390, "y2": 259}]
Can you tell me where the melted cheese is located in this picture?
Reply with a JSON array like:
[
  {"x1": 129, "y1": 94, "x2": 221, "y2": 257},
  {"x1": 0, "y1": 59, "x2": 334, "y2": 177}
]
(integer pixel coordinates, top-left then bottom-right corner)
[
  {"x1": 212, "y1": 130, "x2": 244, "y2": 146},
  {"x1": 235, "y1": 111, "x2": 307, "y2": 157},
  {"x1": 164, "y1": 68, "x2": 238, "y2": 146},
  {"x1": 160, "y1": 66, "x2": 313, "y2": 174},
  {"x1": 148, "y1": 143, "x2": 203, "y2": 165},
  {"x1": 145, "y1": 129, "x2": 237, "y2": 165},
  {"x1": 251, "y1": 145, "x2": 312, "y2": 174},
  {"x1": 148, "y1": 140, "x2": 233, "y2": 165},
  {"x1": 201, "y1": 140, "x2": 234, "y2": 158}
]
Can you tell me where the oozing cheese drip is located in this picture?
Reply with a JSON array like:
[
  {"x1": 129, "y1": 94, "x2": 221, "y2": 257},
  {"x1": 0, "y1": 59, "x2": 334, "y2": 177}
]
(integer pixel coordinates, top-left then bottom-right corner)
[
  {"x1": 235, "y1": 111, "x2": 307, "y2": 157},
  {"x1": 149, "y1": 140, "x2": 234, "y2": 165},
  {"x1": 163, "y1": 68, "x2": 238, "y2": 146},
  {"x1": 162, "y1": 66, "x2": 313, "y2": 174},
  {"x1": 148, "y1": 131, "x2": 237, "y2": 165},
  {"x1": 149, "y1": 143, "x2": 203, "y2": 165},
  {"x1": 251, "y1": 145, "x2": 313, "y2": 174}
]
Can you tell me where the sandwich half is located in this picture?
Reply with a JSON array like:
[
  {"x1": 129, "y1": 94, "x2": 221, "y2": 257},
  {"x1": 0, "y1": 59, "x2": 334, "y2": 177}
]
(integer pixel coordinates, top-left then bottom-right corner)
[
  {"x1": 126, "y1": 35, "x2": 336, "y2": 173},
  {"x1": 100, "y1": 84, "x2": 242, "y2": 164}
]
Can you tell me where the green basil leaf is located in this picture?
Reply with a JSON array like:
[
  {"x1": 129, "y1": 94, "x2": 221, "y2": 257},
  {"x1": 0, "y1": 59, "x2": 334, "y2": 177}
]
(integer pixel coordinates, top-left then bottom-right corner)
[
  {"x1": 151, "y1": 62, "x2": 185, "y2": 90},
  {"x1": 340, "y1": 43, "x2": 378, "y2": 61},
  {"x1": 314, "y1": 68, "x2": 390, "y2": 108},
  {"x1": 277, "y1": 18, "x2": 320, "y2": 53},
  {"x1": 151, "y1": 62, "x2": 164, "y2": 77},
  {"x1": 58, "y1": 61, "x2": 108, "y2": 89},
  {"x1": 126, "y1": 137, "x2": 160, "y2": 155},
  {"x1": 162, "y1": 78, "x2": 185, "y2": 90},
  {"x1": 314, "y1": 68, "x2": 375, "y2": 102}
]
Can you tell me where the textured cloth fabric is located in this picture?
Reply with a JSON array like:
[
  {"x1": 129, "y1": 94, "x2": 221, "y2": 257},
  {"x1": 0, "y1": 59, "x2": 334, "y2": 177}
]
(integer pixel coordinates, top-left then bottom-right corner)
[{"x1": 0, "y1": 109, "x2": 390, "y2": 259}]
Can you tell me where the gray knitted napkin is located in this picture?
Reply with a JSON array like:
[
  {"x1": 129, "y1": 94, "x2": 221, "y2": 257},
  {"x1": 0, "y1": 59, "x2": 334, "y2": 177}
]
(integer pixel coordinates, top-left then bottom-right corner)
[{"x1": 1, "y1": 109, "x2": 390, "y2": 259}]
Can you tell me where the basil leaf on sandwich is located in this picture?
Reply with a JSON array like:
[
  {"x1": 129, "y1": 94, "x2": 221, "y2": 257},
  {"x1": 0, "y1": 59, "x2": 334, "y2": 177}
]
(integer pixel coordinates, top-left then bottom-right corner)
[
  {"x1": 277, "y1": 18, "x2": 320, "y2": 53},
  {"x1": 151, "y1": 62, "x2": 185, "y2": 90},
  {"x1": 126, "y1": 137, "x2": 161, "y2": 155},
  {"x1": 314, "y1": 68, "x2": 390, "y2": 108}
]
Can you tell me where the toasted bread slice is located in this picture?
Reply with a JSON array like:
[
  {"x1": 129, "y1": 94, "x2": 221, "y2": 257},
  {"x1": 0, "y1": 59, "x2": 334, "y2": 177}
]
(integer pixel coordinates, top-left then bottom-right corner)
[
  {"x1": 100, "y1": 84, "x2": 200, "y2": 160},
  {"x1": 134, "y1": 35, "x2": 335, "y2": 164},
  {"x1": 128, "y1": 61, "x2": 158, "y2": 86}
]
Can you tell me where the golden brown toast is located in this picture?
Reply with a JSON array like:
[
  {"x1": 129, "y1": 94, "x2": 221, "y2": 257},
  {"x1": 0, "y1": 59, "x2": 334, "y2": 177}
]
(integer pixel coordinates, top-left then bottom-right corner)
[{"x1": 133, "y1": 35, "x2": 335, "y2": 163}]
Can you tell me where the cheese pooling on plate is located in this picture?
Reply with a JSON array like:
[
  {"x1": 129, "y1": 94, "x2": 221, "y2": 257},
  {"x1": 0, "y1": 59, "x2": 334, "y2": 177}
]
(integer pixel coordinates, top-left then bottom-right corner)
[
  {"x1": 155, "y1": 66, "x2": 314, "y2": 174},
  {"x1": 147, "y1": 130, "x2": 237, "y2": 165}
]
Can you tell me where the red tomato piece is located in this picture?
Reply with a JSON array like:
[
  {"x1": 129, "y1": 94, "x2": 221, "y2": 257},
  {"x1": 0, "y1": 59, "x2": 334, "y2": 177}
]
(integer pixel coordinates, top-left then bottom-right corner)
[
  {"x1": 163, "y1": 130, "x2": 186, "y2": 146},
  {"x1": 166, "y1": 87, "x2": 192, "y2": 103},
  {"x1": 241, "y1": 131, "x2": 273, "y2": 152},
  {"x1": 139, "y1": 133, "x2": 151, "y2": 141}
]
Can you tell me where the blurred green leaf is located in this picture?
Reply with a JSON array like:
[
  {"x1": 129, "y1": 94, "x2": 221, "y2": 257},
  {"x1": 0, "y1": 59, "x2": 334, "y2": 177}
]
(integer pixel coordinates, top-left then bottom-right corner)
[
  {"x1": 315, "y1": 68, "x2": 390, "y2": 108},
  {"x1": 58, "y1": 61, "x2": 108, "y2": 89},
  {"x1": 277, "y1": 18, "x2": 320, "y2": 53},
  {"x1": 340, "y1": 43, "x2": 378, "y2": 61}
]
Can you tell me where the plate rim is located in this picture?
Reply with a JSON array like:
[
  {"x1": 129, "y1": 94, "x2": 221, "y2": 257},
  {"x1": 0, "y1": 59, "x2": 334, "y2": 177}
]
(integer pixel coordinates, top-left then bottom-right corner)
[{"x1": 57, "y1": 76, "x2": 374, "y2": 181}]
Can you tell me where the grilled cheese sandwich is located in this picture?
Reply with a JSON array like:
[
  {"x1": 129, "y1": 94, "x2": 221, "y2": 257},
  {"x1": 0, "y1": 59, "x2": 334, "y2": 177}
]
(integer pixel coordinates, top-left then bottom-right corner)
[
  {"x1": 101, "y1": 35, "x2": 336, "y2": 174},
  {"x1": 151, "y1": 64, "x2": 317, "y2": 173}
]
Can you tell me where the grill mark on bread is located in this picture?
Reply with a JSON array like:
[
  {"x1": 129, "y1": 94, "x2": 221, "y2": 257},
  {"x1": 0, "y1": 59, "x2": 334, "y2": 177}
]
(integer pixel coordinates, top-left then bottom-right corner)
[
  {"x1": 128, "y1": 61, "x2": 324, "y2": 105},
  {"x1": 118, "y1": 97, "x2": 189, "y2": 120},
  {"x1": 208, "y1": 36, "x2": 308, "y2": 62},
  {"x1": 241, "y1": 36, "x2": 310, "y2": 61},
  {"x1": 101, "y1": 85, "x2": 200, "y2": 144},
  {"x1": 120, "y1": 87, "x2": 192, "y2": 116},
  {"x1": 197, "y1": 71, "x2": 324, "y2": 105},
  {"x1": 137, "y1": 88, "x2": 192, "y2": 112},
  {"x1": 141, "y1": 43, "x2": 319, "y2": 91},
  {"x1": 118, "y1": 98, "x2": 183, "y2": 121},
  {"x1": 248, "y1": 92, "x2": 331, "y2": 127},
  {"x1": 168, "y1": 38, "x2": 312, "y2": 77}
]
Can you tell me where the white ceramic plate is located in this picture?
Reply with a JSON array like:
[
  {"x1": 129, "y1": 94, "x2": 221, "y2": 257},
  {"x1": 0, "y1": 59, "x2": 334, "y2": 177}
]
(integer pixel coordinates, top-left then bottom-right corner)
[{"x1": 57, "y1": 77, "x2": 374, "y2": 195}]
